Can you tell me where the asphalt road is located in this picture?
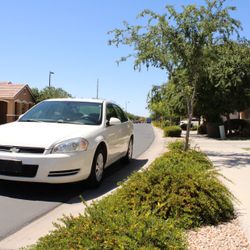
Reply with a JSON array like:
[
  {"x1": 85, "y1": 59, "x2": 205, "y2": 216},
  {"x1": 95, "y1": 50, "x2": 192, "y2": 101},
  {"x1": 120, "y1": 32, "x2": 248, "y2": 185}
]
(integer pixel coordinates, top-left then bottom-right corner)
[{"x1": 0, "y1": 124, "x2": 154, "y2": 241}]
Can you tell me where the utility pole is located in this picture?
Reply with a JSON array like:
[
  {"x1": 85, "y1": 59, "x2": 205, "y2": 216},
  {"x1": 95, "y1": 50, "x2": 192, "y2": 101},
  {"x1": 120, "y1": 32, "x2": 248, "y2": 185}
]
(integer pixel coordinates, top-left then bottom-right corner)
[
  {"x1": 96, "y1": 78, "x2": 99, "y2": 99},
  {"x1": 49, "y1": 71, "x2": 54, "y2": 88}
]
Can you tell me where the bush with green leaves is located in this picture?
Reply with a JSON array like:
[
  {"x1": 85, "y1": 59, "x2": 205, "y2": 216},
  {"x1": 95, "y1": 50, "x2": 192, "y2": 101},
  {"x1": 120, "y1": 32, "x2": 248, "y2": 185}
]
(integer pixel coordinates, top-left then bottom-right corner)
[
  {"x1": 31, "y1": 197, "x2": 185, "y2": 250},
  {"x1": 198, "y1": 123, "x2": 207, "y2": 134},
  {"x1": 190, "y1": 125, "x2": 198, "y2": 131},
  {"x1": 167, "y1": 140, "x2": 185, "y2": 151},
  {"x1": 164, "y1": 126, "x2": 182, "y2": 137},
  {"x1": 152, "y1": 120, "x2": 171, "y2": 129},
  {"x1": 30, "y1": 146, "x2": 235, "y2": 249},
  {"x1": 115, "y1": 150, "x2": 234, "y2": 229}
]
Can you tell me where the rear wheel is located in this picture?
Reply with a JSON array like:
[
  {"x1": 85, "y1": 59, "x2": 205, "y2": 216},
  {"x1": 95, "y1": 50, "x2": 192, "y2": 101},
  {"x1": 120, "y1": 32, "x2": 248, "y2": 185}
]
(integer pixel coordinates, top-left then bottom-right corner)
[
  {"x1": 122, "y1": 138, "x2": 133, "y2": 164},
  {"x1": 88, "y1": 148, "x2": 105, "y2": 187}
]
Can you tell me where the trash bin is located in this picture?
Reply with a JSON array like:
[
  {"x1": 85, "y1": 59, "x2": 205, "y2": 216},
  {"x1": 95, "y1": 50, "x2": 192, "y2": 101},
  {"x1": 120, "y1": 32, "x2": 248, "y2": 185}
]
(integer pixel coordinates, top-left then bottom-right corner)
[
  {"x1": 207, "y1": 122, "x2": 220, "y2": 138},
  {"x1": 219, "y1": 125, "x2": 226, "y2": 139}
]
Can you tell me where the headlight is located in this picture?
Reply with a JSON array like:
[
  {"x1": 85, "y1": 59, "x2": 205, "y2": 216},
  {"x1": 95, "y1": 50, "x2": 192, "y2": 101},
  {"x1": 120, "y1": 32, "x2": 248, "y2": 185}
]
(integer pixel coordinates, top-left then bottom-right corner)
[{"x1": 51, "y1": 138, "x2": 89, "y2": 153}]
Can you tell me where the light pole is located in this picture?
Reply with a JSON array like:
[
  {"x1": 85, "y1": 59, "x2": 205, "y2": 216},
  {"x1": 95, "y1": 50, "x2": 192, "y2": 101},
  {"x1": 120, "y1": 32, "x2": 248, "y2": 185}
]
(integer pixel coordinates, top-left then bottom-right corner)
[{"x1": 48, "y1": 71, "x2": 54, "y2": 87}]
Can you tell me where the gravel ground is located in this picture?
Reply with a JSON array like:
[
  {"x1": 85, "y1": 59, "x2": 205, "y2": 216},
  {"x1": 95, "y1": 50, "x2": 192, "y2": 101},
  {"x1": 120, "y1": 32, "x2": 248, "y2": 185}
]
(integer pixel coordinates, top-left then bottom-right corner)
[{"x1": 187, "y1": 219, "x2": 250, "y2": 250}]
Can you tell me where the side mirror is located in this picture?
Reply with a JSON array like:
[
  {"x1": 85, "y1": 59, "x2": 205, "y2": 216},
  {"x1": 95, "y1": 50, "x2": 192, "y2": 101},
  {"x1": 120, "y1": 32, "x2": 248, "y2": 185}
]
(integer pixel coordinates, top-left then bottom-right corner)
[{"x1": 109, "y1": 117, "x2": 121, "y2": 126}]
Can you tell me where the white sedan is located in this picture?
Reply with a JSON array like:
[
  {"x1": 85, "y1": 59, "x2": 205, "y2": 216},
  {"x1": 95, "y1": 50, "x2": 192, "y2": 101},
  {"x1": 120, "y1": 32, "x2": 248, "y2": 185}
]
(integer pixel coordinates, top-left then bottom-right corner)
[{"x1": 0, "y1": 99, "x2": 134, "y2": 186}]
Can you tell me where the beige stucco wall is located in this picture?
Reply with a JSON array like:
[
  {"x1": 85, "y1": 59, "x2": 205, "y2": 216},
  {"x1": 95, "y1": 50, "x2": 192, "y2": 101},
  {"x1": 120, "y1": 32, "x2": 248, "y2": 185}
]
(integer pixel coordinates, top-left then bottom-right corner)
[
  {"x1": 4, "y1": 86, "x2": 35, "y2": 123},
  {"x1": 17, "y1": 88, "x2": 34, "y2": 103}
]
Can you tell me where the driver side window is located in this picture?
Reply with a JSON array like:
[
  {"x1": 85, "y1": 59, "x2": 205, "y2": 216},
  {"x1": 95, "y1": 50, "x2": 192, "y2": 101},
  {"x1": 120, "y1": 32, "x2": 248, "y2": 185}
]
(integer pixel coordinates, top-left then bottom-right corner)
[{"x1": 106, "y1": 104, "x2": 118, "y2": 121}]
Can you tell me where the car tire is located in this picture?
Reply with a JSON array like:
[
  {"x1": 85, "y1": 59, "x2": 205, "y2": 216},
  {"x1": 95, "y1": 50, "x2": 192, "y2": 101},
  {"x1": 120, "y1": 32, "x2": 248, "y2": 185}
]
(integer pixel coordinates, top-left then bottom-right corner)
[
  {"x1": 88, "y1": 148, "x2": 105, "y2": 187},
  {"x1": 121, "y1": 138, "x2": 133, "y2": 164}
]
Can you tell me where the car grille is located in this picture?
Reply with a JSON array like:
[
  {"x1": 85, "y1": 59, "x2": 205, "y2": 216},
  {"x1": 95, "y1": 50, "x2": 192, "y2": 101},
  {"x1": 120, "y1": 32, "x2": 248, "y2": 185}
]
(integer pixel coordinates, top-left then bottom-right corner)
[
  {"x1": 0, "y1": 145, "x2": 45, "y2": 154},
  {"x1": 48, "y1": 169, "x2": 80, "y2": 177},
  {"x1": 0, "y1": 159, "x2": 38, "y2": 177}
]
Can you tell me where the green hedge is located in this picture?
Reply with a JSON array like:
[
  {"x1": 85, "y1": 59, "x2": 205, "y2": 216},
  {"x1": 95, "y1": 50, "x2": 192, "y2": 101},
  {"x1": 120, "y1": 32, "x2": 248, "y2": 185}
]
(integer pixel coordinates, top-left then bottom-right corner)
[
  {"x1": 167, "y1": 140, "x2": 185, "y2": 151},
  {"x1": 152, "y1": 120, "x2": 171, "y2": 129},
  {"x1": 164, "y1": 126, "x2": 182, "y2": 137},
  {"x1": 32, "y1": 202, "x2": 185, "y2": 250},
  {"x1": 30, "y1": 146, "x2": 234, "y2": 249},
  {"x1": 116, "y1": 150, "x2": 234, "y2": 229}
]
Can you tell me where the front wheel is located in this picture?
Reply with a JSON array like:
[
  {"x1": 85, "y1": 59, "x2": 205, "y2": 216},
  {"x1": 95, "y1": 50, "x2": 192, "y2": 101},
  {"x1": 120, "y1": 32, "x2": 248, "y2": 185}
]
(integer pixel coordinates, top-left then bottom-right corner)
[
  {"x1": 88, "y1": 148, "x2": 105, "y2": 187},
  {"x1": 121, "y1": 138, "x2": 133, "y2": 164}
]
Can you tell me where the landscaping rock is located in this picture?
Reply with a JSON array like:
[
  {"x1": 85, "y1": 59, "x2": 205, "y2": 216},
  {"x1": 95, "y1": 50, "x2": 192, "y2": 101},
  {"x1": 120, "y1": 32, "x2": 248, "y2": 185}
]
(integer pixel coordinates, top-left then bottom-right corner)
[{"x1": 187, "y1": 219, "x2": 250, "y2": 250}]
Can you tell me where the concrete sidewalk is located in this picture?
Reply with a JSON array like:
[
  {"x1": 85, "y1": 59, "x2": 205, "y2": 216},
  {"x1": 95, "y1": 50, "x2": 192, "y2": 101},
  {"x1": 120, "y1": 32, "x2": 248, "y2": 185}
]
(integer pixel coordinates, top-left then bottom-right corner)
[
  {"x1": 0, "y1": 127, "x2": 167, "y2": 250},
  {"x1": 189, "y1": 132, "x2": 250, "y2": 242}
]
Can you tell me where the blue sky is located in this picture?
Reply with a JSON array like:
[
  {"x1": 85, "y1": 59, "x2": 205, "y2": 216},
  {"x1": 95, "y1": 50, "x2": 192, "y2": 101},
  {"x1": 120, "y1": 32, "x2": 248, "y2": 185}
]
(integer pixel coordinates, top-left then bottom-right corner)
[{"x1": 0, "y1": 0, "x2": 249, "y2": 116}]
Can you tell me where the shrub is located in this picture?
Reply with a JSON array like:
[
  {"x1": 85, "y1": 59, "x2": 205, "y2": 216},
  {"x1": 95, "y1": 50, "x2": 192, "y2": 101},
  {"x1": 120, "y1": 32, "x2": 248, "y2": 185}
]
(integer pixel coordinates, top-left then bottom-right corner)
[
  {"x1": 198, "y1": 123, "x2": 207, "y2": 134},
  {"x1": 152, "y1": 120, "x2": 162, "y2": 128},
  {"x1": 30, "y1": 148, "x2": 235, "y2": 249},
  {"x1": 153, "y1": 120, "x2": 171, "y2": 129},
  {"x1": 164, "y1": 126, "x2": 182, "y2": 137},
  {"x1": 116, "y1": 150, "x2": 234, "y2": 229},
  {"x1": 190, "y1": 125, "x2": 198, "y2": 131},
  {"x1": 32, "y1": 197, "x2": 185, "y2": 250},
  {"x1": 162, "y1": 120, "x2": 171, "y2": 127},
  {"x1": 167, "y1": 140, "x2": 185, "y2": 151}
]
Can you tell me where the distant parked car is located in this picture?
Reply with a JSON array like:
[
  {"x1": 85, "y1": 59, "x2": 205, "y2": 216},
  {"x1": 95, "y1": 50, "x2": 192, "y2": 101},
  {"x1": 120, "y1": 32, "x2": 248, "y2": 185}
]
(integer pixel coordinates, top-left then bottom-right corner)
[
  {"x1": 224, "y1": 119, "x2": 250, "y2": 136},
  {"x1": 180, "y1": 117, "x2": 199, "y2": 130},
  {"x1": 0, "y1": 99, "x2": 134, "y2": 186},
  {"x1": 146, "y1": 118, "x2": 152, "y2": 124}
]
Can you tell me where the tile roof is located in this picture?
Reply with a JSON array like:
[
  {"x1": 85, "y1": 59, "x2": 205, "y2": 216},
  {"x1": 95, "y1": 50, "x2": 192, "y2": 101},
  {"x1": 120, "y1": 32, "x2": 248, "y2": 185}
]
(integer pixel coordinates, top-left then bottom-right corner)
[{"x1": 0, "y1": 82, "x2": 26, "y2": 99}]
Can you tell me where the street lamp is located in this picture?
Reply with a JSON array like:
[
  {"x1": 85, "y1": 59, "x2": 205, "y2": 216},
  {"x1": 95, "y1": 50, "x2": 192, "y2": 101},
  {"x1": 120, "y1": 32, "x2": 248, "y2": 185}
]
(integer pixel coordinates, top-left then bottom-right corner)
[{"x1": 48, "y1": 71, "x2": 54, "y2": 87}]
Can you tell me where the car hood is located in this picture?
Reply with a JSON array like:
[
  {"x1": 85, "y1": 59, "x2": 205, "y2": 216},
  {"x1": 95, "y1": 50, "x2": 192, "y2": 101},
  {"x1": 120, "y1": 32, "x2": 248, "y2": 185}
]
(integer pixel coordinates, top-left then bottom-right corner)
[{"x1": 0, "y1": 122, "x2": 99, "y2": 149}]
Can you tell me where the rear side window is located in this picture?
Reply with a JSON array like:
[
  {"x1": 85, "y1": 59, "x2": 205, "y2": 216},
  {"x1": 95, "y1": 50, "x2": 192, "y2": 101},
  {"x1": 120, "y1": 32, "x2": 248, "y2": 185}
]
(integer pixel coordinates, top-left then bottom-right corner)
[{"x1": 113, "y1": 104, "x2": 128, "y2": 123}]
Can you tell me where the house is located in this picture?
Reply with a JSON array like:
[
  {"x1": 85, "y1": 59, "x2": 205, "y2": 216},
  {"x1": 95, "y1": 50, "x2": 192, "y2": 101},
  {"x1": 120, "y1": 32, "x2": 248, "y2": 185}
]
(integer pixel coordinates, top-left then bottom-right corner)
[{"x1": 0, "y1": 82, "x2": 35, "y2": 124}]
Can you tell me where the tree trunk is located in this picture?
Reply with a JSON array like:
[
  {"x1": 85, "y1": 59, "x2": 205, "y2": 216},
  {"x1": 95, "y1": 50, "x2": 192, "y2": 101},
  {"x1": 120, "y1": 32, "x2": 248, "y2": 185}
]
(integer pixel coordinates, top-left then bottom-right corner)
[
  {"x1": 184, "y1": 99, "x2": 194, "y2": 151},
  {"x1": 184, "y1": 89, "x2": 195, "y2": 151}
]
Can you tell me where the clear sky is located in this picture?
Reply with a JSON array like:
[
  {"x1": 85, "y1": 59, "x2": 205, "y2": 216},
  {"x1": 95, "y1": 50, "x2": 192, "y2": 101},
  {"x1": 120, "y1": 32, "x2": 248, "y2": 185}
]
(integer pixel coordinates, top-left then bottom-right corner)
[{"x1": 0, "y1": 0, "x2": 249, "y2": 116}]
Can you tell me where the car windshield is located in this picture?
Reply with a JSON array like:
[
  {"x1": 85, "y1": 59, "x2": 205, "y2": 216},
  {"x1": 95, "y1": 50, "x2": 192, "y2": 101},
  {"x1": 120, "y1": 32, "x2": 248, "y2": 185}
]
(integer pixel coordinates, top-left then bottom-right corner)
[{"x1": 19, "y1": 101, "x2": 103, "y2": 125}]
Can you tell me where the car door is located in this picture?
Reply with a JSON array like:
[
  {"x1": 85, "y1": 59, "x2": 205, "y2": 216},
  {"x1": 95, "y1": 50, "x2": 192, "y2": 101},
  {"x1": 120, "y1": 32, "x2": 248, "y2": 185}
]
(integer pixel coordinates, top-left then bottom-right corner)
[
  {"x1": 103, "y1": 103, "x2": 123, "y2": 165},
  {"x1": 113, "y1": 104, "x2": 131, "y2": 154}
]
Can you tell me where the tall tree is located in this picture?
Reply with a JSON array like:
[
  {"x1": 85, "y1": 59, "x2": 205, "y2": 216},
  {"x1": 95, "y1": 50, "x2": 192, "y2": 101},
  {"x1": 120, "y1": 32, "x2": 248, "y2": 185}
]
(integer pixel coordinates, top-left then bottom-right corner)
[
  {"x1": 196, "y1": 40, "x2": 250, "y2": 133},
  {"x1": 109, "y1": 0, "x2": 241, "y2": 150},
  {"x1": 147, "y1": 82, "x2": 186, "y2": 123},
  {"x1": 31, "y1": 86, "x2": 72, "y2": 103}
]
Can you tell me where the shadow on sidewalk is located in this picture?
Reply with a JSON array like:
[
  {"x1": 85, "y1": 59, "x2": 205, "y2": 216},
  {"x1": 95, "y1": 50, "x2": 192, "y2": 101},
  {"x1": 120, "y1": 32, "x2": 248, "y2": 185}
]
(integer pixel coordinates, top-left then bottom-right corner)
[{"x1": 204, "y1": 151, "x2": 250, "y2": 169}]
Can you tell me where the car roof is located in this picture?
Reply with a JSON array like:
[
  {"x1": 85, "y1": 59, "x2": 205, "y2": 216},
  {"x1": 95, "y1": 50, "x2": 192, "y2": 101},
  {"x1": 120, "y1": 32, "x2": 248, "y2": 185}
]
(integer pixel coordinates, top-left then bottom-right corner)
[
  {"x1": 42, "y1": 98, "x2": 125, "y2": 110},
  {"x1": 43, "y1": 98, "x2": 105, "y2": 104}
]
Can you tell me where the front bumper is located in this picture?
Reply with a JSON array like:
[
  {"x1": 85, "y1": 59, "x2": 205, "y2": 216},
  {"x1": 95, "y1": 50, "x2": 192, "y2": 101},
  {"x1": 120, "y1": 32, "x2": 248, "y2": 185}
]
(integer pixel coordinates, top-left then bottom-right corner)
[{"x1": 0, "y1": 149, "x2": 95, "y2": 183}]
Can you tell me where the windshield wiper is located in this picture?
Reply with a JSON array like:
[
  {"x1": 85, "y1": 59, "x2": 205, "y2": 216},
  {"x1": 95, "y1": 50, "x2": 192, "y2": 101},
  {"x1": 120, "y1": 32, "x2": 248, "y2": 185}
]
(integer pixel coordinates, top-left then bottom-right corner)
[
  {"x1": 56, "y1": 119, "x2": 65, "y2": 123},
  {"x1": 20, "y1": 119, "x2": 43, "y2": 122}
]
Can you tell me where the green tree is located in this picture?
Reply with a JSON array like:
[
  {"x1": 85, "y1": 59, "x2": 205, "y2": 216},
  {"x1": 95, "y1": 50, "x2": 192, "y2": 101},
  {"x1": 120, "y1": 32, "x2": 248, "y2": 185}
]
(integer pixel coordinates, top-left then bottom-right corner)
[
  {"x1": 196, "y1": 40, "x2": 250, "y2": 133},
  {"x1": 147, "y1": 85, "x2": 168, "y2": 121},
  {"x1": 31, "y1": 86, "x2": 72, "y2": 103},
  {"x1": 147, "y1": 82, "x2": 186, "y2": 123},
  {"x1": 208, "y1": 41, "x2": 250, "y2": 115},
  {"x1": 125, "y1": 112, "x2": 144, "y2": 121},
  {"x1": 109, "y1": 0, "x2": 240, "y2": 150}
]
